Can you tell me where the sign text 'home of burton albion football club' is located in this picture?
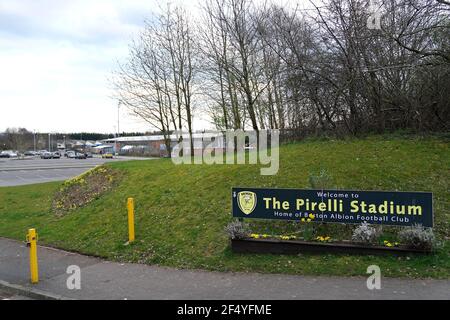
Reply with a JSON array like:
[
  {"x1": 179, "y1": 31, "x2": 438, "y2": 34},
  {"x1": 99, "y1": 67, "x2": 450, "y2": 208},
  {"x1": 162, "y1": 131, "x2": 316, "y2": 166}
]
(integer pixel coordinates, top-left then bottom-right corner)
[{"x1": 232, "y1": 188, "x2": 433, "y2": 227}]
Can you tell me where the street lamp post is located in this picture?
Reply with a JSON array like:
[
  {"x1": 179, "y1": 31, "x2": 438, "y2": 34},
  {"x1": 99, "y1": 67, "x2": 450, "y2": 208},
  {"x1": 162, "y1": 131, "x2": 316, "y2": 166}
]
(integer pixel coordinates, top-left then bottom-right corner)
[
  {"x1": 117, "y1": 102, "x2": 121, "y2": 138},
  {"x1": 33, "y1": 130, "x2": 36, "y2": 152},
  {"x1": 48, "y1": 133, "x2": 51, "y2": 152}
]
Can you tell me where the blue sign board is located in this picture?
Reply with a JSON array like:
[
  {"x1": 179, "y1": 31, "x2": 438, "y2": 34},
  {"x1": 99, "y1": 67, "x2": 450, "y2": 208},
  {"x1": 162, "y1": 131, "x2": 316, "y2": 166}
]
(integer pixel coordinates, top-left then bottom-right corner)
[{"x1": 232, "y1": 188, "x2": 433, "y2": 227}]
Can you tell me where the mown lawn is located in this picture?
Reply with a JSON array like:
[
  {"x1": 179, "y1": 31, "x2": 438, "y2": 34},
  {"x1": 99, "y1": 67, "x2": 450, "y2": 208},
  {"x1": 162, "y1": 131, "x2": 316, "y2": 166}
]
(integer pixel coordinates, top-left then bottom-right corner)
[{"x1": 0, "y1": 134, "x2": 449, "y2": 278}]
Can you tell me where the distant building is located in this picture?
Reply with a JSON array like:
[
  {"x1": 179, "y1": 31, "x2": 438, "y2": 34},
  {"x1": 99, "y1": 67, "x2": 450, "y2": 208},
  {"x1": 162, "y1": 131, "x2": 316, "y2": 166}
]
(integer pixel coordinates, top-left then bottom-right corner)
[
  {"x1": 93, "y1": 145, "x2": 114, "y2": 155},
  {"x1": 102, "y1": 133, "x2": 225, "y2": 157}
]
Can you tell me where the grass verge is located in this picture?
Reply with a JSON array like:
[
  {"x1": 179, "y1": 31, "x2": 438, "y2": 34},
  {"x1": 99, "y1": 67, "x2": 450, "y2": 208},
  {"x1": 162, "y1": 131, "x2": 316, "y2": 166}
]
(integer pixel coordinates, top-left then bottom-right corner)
[{"x1": 0, "y1": 134, "x2": 449, "y2": 278}]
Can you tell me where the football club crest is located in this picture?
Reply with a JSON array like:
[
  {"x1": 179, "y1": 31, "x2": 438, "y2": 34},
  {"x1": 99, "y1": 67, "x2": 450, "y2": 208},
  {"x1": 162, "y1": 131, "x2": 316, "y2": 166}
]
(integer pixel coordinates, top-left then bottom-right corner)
[{"x1": 237, "y1": 191, "x2": 257, "y2": 215}]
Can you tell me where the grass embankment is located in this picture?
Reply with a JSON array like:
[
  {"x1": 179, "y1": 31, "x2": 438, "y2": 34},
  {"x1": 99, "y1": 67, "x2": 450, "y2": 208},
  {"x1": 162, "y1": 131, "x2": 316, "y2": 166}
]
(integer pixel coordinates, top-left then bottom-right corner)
[{"x1": 0, "y1": 135, "x2": 449, "y2": 278}]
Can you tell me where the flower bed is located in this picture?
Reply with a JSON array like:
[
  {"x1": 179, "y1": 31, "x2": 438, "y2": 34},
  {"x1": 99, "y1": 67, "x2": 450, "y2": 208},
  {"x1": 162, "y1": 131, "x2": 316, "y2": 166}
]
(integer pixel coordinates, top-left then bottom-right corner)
[
  {"x1": 231, "y1": 237, "x2": 432, "y2": 255},
  {"x1": 226, "y1": 215, "x2": 436, "y2": 256},
  {"x1": 52, "y1": 165, "x2": 122, "y2": 216}
]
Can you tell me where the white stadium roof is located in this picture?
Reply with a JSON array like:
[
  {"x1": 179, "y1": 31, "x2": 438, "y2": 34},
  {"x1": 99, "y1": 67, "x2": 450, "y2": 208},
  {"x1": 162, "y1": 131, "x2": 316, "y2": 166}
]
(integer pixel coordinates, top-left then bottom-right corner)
[{"x1": 102, "y1": 133, "x2": 223, "y2": 143}]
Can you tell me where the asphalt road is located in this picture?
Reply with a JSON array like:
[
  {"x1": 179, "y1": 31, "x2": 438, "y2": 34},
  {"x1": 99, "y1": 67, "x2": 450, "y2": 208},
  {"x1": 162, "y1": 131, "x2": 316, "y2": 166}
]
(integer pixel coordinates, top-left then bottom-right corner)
[{"x1": 0, "y1": 156, "x2": 151, "y2": 187}]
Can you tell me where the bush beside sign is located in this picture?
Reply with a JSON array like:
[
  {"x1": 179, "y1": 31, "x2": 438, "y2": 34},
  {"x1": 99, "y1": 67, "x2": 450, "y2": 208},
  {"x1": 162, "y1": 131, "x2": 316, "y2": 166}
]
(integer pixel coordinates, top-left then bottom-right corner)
[{"x1": 232, "y1": 188, "x2": 433, "y2": 227}]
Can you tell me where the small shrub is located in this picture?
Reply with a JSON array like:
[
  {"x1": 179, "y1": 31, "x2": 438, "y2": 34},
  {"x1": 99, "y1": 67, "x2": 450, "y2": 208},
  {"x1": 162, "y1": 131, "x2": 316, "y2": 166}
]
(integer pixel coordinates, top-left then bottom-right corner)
[
  {"x1": 225, "y1": 220, "x2": 250, "y2": 240},
  {"x1": 399, "y1": 224, "x2": 435, "y2": 250},
  {"x1": 302, "y1": 223, "x2": 315, "y2": 241},
  {"x1": 309, "y1": 169, "x2": 333, "y2": 189},
  {"x1": 352, "y1": 222, "x2": 379, "y2": 244}
]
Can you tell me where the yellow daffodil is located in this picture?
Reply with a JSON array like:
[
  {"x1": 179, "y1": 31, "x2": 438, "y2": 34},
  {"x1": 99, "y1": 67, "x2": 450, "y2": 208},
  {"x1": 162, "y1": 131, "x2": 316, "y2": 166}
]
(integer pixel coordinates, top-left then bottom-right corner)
[
  {"x1": 316, "y1": 235, "x2": 331, "y2": 242},
  {"x1": 309, "y1": 213, "x2": 315, "y2": 219},
  {"x1": 383, "y1": 240, "x2": 395, "y2": 247}
]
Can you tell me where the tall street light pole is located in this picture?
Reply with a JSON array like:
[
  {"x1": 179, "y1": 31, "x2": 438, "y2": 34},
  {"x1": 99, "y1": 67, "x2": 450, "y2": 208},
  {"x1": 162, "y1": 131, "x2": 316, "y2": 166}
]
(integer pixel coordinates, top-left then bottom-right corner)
[
  {"x1": 33, "y1": 130, "x2": 36, "y2": 152},
  {"x1": 117, "y1": 102, "x2": 121, "y2": 138},
  {"x1": 48, "y1": 133, "x2": 51, "y2": 152}
]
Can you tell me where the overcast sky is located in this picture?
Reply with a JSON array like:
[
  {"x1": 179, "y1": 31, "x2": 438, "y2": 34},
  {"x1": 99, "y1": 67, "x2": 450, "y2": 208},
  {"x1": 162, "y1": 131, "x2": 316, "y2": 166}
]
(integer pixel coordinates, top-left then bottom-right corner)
[
  {"x1": 0, "y1": 0, "x2": 302, "y2": 134},
  {"x1": 0, "y1": 0, "x2": 195, "y2": 134}
]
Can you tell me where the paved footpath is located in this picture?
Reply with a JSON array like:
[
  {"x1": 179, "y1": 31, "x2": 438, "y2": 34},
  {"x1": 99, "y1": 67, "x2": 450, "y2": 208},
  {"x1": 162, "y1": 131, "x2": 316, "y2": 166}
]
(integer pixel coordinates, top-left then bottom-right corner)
[
  {"x1": 0, "y1": 238, "x2": 449, "y2": 300},
  {"x1": 0, "y1": 289, "x2": 32, "y2": 300}
]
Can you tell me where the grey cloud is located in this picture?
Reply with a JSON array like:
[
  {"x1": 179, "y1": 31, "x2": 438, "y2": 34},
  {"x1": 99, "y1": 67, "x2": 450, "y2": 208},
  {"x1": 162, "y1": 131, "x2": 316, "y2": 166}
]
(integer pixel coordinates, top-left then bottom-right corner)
[{"x1": 0, "y1": 1, "x2": 149, "y2": 45}]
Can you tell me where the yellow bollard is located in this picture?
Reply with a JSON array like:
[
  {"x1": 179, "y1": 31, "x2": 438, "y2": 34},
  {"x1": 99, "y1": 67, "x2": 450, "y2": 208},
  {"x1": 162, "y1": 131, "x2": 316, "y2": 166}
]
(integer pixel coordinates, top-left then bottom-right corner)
[
  {"x1": 127, "y1": 198, "x2": 135, "y2": 243},
  {"x1": 26, "y1": 228, "x2": 39, "y2": 284}
]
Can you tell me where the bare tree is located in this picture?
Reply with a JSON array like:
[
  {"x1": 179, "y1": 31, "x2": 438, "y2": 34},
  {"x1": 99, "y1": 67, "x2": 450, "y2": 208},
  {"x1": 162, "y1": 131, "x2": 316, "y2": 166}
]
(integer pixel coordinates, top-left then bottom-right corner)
[
  {"x1": 113, "y1": 4, "x2": 199, "y2": 156},
  {"x1": 114, "y1": 0, "x2": 450, "y2": 141}
]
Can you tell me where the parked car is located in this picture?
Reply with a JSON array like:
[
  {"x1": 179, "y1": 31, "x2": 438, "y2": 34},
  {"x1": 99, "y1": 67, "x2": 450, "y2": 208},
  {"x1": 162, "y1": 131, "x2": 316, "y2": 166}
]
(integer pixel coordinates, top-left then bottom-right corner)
[
  {"x1": 24, "y1": 151, "x2": 38, "y2": 156},
  {"x1": 0, "y1": 151, "x2": 10, "y2": 158},
  {"x1": 52, "y1": 152, "x2": 61, "y2": 159},
  {"x1": 75, "y1": 152, "x2": 87, "y2": 159},
  {"x1": 37, "y1": 150, "x2": 48, "y2": 156},
  {"x1": 41, "y1": 152, "x2": 53, "y2": 159},
  {"x1": 101, "y1": 153, "x2": 114, "y2": 159},
  {"x1": 66, "y1": 151, "x2": 76, "y2": 158},
  {"x1": 85, "y1": 152, "x2": 93, "y2": 158},
  {"x1": 0, "y1": 150, "x2": 18, "y2": 158}
]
